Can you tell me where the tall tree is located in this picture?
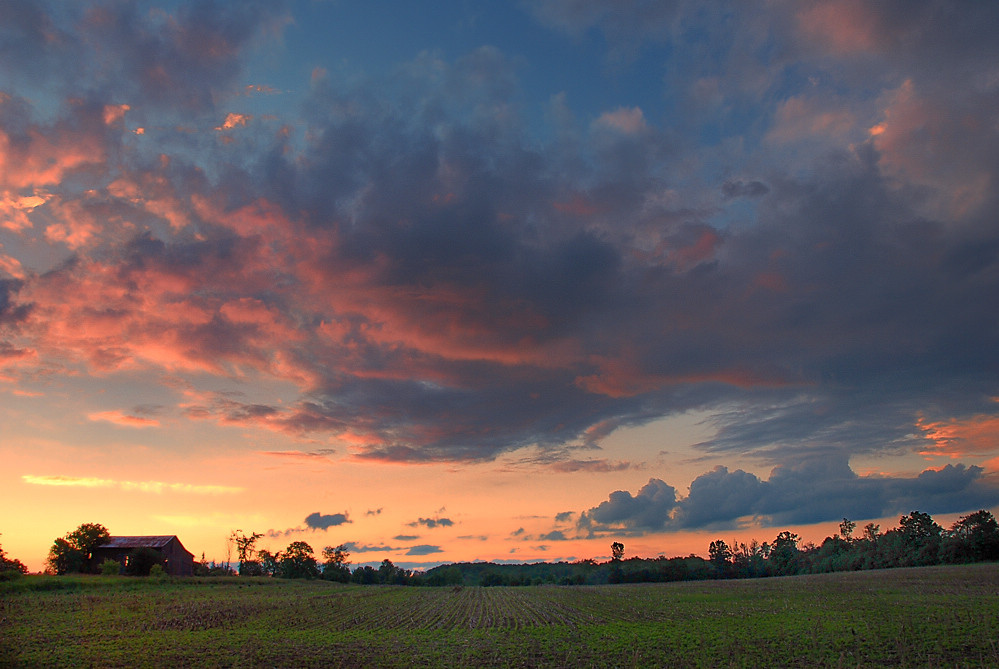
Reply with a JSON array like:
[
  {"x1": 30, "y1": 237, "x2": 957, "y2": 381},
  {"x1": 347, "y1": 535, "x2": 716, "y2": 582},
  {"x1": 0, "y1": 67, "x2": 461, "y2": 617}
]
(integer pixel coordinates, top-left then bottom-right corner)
[
  {"x1": 768, "y1": 531, "x2": 800, "y2": 575},
  {"x1": 281, "y1": 541, "x2": 319, "y2": 579},
  {"x1": 321, "y1": 544, "x2": 351, "y2": 582},
  {"x1": 944, "y1": 510, "x2": 999, "y2": 563},
  {"x1": 896, "y1": 511, "x2": 943, "y2": 566},
  {"x1": 231, "y1": 530, "x2": 264, "y2": 576},
  {"x1": 46, "y1": 523, "x2": 110, "y2": 574}
]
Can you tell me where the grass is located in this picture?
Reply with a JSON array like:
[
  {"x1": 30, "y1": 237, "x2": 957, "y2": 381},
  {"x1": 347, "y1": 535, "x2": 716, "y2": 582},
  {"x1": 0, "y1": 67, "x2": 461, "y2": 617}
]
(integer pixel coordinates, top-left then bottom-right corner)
[{"x1": 1, "y1": 563, "x2": 997, "y2": 667}]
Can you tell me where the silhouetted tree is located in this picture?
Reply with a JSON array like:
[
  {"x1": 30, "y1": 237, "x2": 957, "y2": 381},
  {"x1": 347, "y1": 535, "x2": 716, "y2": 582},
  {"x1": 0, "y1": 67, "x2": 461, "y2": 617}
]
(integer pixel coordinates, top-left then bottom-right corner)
[
  {"x1": 257, "y1": 549, "x2": 282, "y2": 577},
  {"x1": 839, "y1": 518, "x2": 856, "y2": 542},
  {"x1": 0, "y1": 537, "x2": 28, "y2": 577},
  {"x1": 231, "y1": 530, "x2": 264, "y2": 576},
  {"x1": 768, "y1": 531, "x2": 800, "y2": 575},
  {"x1": 46, "y1": 523, "x2": 110, "y2": 574},
  {"x1": 708, "y1": 540, "x2": 733, "y2": 577},
  {"x1": 895, "y1": 511, "x2": 943, "y2": 566},
  {"x1": 942, "y1": 510, "x2": 999, "y2": 563},
  {"x1": 321, "y1": 544, "x2": 351, "y2": 582},
  {"x1": 281, "y1": 541, "x2": 319, "y2": 579},
  {"x1": 611, "y1": 542, "x2": 625, "y2": 560}
]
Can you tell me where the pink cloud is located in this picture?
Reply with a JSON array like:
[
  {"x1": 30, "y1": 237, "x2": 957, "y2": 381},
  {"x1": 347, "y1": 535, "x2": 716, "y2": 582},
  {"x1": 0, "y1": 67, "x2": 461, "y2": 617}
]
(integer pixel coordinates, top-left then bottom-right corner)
[
  {"x1": 594, "y1": 107, "x2": 648, "y2": 134},
  {"x1": 767, "y1": 96, "x2": 856, "y2": 144},
  {"x1": 796, "y1": 0, "x2": 878, "y2": 55},
  {"x1": 87, "y1": 410, "x2": 160, "y2": 428}
]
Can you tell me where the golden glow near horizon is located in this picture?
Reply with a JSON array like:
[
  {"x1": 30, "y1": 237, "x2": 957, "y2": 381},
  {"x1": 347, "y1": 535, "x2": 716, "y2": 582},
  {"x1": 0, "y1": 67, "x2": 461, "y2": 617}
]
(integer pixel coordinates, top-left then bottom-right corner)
[{"x1": 2, "y1": 1, "x2": 999, "y2": 573}]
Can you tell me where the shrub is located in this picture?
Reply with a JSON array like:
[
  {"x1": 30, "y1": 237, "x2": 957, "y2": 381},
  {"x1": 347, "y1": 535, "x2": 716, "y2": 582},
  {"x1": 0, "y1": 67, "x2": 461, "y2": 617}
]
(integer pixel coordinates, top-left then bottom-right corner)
[
  {"x1": 101, "y1": 559, "x2": 120, "y2": 576},
  {"x1": 125, "y1": 547, "x2": 165, "y2": 576},
  {"x1": 149, "y1": 564, "x2": 167, "y2": 580}
]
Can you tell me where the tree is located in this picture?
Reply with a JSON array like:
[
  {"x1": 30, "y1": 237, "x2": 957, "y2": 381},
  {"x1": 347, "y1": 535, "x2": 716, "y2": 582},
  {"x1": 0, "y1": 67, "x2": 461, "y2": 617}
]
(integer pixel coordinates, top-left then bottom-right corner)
[
  {"x1": 231, "y1": 530, "x2": 264, "y2": 576},
  {"x1": 321, "y1": 544, "x2": 351, "y2": 582},
  {"x1": 708, "y1": 540, "x2": 733, "y2": 577},
  {"x1": 47, "y1": 523, "x2": 110, "y2": 574},
  {"x1": 0, "y1": 537, "x2": 28, "y2": 577},
  {"x1": 378, "y1": 559, "x2": 410, "y2": 584},
  {"x1": 611, "y1": 542, "x2": 625, "y2": 561},
  {"x1": 839, "y1": 518, "x2": 856, "y2": 542},
  {"x1": 943, "y1": 510, "x2": 999, "y2": 563},
  {"x1": 768, "y1": 531, "x2": 800, "y2": 575},
  {"x1": 895, "y1": 511, "x2": 943, "y2": 566},
  {"x1": 257, "y1": 549, "x2": 282, "y2": 577},
  {"x1": 281, "y1": 541, "x2": 319, "y2": 579}
]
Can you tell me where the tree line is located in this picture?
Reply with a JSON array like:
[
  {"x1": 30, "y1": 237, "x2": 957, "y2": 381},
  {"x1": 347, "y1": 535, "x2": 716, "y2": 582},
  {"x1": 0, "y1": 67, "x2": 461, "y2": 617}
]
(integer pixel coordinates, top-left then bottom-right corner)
[
  {"x1": 19, "y1": 508, "x2": 999, "y2": 584},
  {"x1": 206, "y1": 509, "x2": 999, "y2": 586}
]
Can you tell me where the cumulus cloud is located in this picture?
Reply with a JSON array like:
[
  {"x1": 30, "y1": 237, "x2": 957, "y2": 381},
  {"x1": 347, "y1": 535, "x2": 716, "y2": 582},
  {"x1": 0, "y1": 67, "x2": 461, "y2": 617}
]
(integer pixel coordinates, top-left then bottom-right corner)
[
  {"x1": 577, "y1": 458, "x2": 999, "y2": 535},
  {"x1": 304, "y1": 511, "x2": 351, "y2": 530}
]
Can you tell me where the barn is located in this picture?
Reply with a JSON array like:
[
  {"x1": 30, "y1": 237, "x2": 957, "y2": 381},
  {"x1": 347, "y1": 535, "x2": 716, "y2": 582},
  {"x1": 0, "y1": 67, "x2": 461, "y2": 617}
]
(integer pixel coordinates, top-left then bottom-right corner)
[{"x1": 93, "y1": 536, "x2": 195, "y2": 576}]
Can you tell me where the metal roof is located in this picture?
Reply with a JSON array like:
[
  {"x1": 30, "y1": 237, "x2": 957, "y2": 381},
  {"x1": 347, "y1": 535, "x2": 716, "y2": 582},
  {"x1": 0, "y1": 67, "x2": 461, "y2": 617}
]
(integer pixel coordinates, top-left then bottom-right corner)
[{"x1": 98, "y1": 536, "x2": 179, "y2": 549}]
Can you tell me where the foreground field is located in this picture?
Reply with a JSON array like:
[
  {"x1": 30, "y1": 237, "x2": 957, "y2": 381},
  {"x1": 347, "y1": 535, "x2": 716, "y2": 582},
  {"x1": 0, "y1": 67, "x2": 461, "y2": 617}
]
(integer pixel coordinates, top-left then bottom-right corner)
[{"x1": 1, "y1": 564, "x2": 997, "y2": 668}]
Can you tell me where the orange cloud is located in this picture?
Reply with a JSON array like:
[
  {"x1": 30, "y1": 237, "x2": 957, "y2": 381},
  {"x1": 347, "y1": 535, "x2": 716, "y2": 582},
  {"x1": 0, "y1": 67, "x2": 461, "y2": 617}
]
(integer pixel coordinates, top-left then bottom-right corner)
[
  {"x1": 0, "y1": 190, "x2": 49, "y2": 232},
  {"x1": 103, "y1": 104, "x2": 130, "y2": 126},
  {"x1": 215, "y1": 113, "x2": 252, "y2": 130},
  {"x1": 22, "y1": 474, "x2": 243, "y2": 495},
  {"x1": 0, "y1": 251, "x2": 25, "y2": 279},
  {"x1": 88, "y1": 410, "x2": 160, "y2": 428},
  {"x1": 917, "y1": 412, "x2": 999, "y2": 460}
]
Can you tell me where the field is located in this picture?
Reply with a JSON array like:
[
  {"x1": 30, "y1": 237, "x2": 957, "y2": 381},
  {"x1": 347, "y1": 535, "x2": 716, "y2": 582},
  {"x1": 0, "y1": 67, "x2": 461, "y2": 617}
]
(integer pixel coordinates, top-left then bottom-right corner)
[{"x1": 1, "y1": 564, "x2": 997, "y2": 668}]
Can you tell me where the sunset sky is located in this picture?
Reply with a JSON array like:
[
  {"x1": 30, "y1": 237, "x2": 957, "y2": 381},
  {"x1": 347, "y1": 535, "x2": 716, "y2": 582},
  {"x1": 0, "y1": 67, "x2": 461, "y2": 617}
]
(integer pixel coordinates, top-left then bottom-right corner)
[{"x1": 2, "y1": 0, "x2": 999, "y2": 572}]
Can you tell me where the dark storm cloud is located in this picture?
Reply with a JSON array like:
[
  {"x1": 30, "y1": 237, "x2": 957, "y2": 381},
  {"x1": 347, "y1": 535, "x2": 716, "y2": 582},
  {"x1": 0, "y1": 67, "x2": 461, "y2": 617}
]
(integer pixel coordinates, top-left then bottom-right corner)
[
  {"x1": 721, "y1": 180, "x2": 769, "y2": 199},
  {"x1": 3, "y1": 0, "x2": 998, "y2": 485},
  {"x1": 578, "y1": 458, "x2": 999, "y2": 535},
  {"x1": 304, "y1": 511, "x2": 351, "y2": 530},
  {"x1": 0, "y1": 0, "x2": 288, "y2": 115},
  {"x1": 0, "y1": 279, "x2": 29, "y2": 324}
]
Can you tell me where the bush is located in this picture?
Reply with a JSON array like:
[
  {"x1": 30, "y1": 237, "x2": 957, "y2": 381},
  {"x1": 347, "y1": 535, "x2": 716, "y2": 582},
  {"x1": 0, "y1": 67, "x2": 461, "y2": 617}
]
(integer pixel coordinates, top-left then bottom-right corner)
[
  {"x1": 125, "y1": 548, "x2": 165, "y2": 576},
  {"x1": 149, "y1": 564, "x2": 167, "y2": 580},
  {"x1": 101, "y1": 559, "x2": 120, "y2": 576}
]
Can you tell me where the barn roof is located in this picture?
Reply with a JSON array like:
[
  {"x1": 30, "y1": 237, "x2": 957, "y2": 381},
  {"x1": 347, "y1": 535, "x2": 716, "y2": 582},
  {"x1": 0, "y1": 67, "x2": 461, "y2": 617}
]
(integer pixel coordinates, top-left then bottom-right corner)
[{"x1": 98, "y1": 536, "x2": 180, "y2": 549}]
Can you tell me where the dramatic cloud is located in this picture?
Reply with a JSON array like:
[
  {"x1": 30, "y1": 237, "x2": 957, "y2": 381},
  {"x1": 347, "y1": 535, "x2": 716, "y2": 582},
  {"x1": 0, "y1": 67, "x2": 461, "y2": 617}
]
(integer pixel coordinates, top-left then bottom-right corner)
[
  {"x1": 578, "y1": 458, "x2": 999, "y2": 535},
  {"x1": 2, "y1": 0, "x2": 998, "y2": 567},
  {"x1": 304, "y1": 511, "x2": 351, "y2": 530}
]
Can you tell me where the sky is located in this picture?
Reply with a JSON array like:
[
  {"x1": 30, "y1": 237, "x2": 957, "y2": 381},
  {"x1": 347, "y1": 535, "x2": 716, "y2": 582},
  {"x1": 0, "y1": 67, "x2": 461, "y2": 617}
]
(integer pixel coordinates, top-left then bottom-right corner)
[{"x1": 2, "y1": 0, "x2": 999, "y2": 572}]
